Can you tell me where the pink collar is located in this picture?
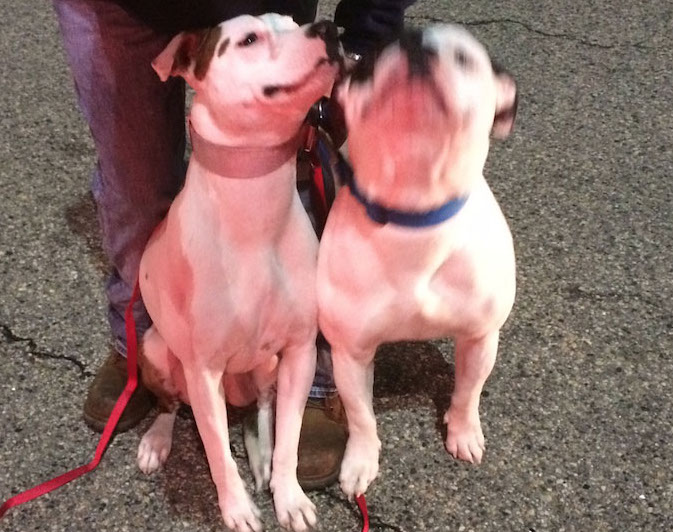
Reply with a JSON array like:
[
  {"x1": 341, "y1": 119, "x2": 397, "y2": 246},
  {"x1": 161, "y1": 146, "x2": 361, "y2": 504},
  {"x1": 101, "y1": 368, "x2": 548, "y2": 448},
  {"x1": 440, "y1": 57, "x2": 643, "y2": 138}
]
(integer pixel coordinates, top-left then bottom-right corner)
[{"x1": 188, "y1": 121, "x2": 304, "y2": 178}]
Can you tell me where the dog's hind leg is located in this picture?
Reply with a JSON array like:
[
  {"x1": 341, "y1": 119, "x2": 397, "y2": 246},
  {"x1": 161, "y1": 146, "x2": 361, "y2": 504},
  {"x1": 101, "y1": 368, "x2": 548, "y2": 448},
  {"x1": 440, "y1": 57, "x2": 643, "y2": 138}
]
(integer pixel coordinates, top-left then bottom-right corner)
[
  {"x1": 138, "y1": 410, "x2": 177, "y2": 474},
  {"x1": 243, "y1": 356, "x2": 279, "y2": 492},
  {"x1": 137, "y1": 326, "x2": 180, "y2": 474}
]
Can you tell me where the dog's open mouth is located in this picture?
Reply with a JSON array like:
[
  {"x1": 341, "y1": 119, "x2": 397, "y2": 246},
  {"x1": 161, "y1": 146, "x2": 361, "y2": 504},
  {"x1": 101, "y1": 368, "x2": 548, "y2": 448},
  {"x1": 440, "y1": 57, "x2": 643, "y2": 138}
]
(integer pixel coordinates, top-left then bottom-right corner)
[{"x1": 262, "y1": 57, "x2": 332, "y2": 97}]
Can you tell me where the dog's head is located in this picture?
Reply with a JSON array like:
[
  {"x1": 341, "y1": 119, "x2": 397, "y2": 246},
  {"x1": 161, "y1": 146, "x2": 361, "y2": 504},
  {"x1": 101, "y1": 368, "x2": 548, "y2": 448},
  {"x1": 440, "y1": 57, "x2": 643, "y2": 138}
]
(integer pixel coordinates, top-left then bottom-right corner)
[
  {"x1": 153, "y1": 14, "x2": 340, "y2": 143},
  {"x1": 338, "y1": 24, "x2": 518, "y2": 202}
]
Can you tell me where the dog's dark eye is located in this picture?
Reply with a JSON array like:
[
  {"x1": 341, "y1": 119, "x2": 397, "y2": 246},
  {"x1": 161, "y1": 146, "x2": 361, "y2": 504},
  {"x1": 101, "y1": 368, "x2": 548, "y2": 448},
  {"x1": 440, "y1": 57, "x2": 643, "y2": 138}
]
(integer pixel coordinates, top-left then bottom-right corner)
[
  {"x1": 238, "y1": 33, "x2": 258, "y2": 47},
  {"x1": 454, "y1": 48, "x2": 472, "y2": 69}
]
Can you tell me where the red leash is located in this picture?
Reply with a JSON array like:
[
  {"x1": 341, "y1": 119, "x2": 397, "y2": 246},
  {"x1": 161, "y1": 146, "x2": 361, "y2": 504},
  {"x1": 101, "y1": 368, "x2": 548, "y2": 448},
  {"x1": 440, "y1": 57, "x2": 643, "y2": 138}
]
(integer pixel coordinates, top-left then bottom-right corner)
[
  {"x1": 356, "y1": 494, "x2": 370, "y2": 532},
  {"x1": 1, "y1": 141, "x2": 369, "y2": 528},
  {"x1": 0, "y1": 282, "x2": 372, "y2": 532},
  {"x1": 0, "y1": 280, "x2": 141, "y2": 518}
]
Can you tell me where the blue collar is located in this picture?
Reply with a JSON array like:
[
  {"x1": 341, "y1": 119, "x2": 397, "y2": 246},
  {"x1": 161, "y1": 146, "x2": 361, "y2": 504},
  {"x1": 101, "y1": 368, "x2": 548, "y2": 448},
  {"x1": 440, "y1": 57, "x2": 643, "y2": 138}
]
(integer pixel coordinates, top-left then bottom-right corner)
[{"x1": 336, "y1": 155, "x2": 469, "y2": 228}]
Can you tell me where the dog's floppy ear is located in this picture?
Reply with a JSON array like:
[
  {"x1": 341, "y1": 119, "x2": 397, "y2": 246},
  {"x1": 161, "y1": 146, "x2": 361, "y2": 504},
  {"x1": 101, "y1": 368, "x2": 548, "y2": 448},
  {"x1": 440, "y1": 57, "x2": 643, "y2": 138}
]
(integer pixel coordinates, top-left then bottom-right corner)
[
  {"x1": 491, "y1": 62, "x2": 518, "y2": 139},
  {"x1": 152, "y1": 27, "x2": 223, "y2": 83}
]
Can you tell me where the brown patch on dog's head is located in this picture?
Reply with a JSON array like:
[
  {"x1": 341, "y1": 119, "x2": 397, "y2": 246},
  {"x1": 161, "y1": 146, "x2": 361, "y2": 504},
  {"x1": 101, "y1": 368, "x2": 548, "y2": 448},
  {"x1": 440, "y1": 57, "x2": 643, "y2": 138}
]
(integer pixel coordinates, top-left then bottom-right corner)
[
  {"x1": 172, "y1": 34, "x2": 196, "y2": 74},
  {"x1": 152, "y1": 26, "x2": 223, "y2": 82},
  {"x1": 217, "y1": 37, "x2": 230, "y2": 58},
  {"x1": 193, "y1": 26, "x2": 223, "y2": 80}
]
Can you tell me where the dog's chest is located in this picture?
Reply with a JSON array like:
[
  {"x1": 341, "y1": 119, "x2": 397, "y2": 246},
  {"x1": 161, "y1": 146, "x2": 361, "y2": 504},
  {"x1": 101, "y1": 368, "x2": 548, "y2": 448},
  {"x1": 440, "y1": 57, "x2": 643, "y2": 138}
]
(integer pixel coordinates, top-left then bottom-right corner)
[
  {"x1": 402, "y1": 251, "x2": 508, "y2": 337},
  {"x1": 320, "y1": 188, "x2": 515, "y2": 344},
  {"x1": 140, "y1": 191, "x2": 307, "y2": 368}
]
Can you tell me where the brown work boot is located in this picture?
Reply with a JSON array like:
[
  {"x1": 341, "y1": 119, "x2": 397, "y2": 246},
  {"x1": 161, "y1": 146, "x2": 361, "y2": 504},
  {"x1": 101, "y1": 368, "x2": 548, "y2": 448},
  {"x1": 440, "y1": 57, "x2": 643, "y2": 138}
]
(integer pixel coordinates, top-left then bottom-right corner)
[
  {"x1": 297, "y1": 393, "x2": 348, "y2": 490},
  {"x1": 83, "y1": 347, "x2": 155, "y2": 433}
]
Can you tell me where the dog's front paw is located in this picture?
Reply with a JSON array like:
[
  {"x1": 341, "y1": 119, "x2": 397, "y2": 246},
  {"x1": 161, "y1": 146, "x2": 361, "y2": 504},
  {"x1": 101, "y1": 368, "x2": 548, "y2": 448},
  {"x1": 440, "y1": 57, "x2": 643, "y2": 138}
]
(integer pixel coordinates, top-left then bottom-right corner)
[
  {"x1": 443, "y1": 408, "x2": 485, "y2": 464},
  {"x1": 271, "y1": 477, "x2": 317, "y2": 532},
  {"x1": 339, "y1": 435, "x2": 380, "y2": 499},
  {"x1": 220, "y1": 489, "x2": 263, "y2": 532},
  {"x1": 137, "y1": 414, "x2": 174, "y2": 474}
]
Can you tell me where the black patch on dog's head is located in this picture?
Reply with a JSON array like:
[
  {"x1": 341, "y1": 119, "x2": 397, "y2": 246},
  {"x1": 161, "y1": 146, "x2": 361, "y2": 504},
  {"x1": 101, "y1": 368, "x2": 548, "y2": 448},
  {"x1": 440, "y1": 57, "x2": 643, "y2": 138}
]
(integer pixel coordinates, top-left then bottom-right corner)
[
  {"x1": 399, "y1": 28, "x2": 436, "y2": 79},
  {"x1": 349, "y1": 28, "x2": 438, "y2": 85}
]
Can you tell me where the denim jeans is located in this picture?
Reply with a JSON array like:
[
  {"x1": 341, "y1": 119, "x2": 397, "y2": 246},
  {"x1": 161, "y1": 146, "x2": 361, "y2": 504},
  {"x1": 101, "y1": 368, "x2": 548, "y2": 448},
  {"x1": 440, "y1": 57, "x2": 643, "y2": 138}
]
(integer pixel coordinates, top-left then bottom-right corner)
[{"x1": 53, "y1": 0, "x2": 335, "y2": 397}]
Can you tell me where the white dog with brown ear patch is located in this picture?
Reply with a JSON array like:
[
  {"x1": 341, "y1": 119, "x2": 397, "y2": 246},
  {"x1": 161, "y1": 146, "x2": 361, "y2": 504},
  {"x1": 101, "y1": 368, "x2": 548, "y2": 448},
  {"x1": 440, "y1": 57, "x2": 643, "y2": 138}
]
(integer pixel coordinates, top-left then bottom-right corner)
[
  {"x1": 317, "y1": 24, "x2": 518, "y2": 499},
  {"x1": 136, "y1": 14, "x2": 339, "y2": 532}
]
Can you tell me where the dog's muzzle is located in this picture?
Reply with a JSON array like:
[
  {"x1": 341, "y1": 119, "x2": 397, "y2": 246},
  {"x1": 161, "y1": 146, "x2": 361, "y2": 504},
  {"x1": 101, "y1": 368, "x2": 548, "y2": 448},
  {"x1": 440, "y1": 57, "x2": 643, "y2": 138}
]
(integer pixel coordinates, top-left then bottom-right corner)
[{"x1": 306, "y1": 21, "x2": 341, "y2": 64}]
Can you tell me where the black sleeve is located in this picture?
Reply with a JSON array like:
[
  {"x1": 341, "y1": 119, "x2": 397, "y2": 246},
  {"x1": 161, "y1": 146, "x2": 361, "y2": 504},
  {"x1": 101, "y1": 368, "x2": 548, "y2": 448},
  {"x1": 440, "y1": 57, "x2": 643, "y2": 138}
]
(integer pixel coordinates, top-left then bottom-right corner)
[
  {"x1": 334, "y1": 0, "x2": 417, "y2": 55},
  {"x1": 114, "y1": 0, "x2": 318, "y2": 35}
]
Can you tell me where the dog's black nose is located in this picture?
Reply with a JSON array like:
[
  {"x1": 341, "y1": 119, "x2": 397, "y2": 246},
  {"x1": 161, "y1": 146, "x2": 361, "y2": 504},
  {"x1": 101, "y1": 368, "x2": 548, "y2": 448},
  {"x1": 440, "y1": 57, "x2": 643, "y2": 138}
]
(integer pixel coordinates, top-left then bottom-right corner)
[
  {"x1": 306, "y1": 20, "x2": 340, "y2": 62},
  {"x1": 399, "y1": 29, "x2": 436, "y2": 78},
  {"x1": 306, "y1": 20, "x2": 338, "y2": 41}
]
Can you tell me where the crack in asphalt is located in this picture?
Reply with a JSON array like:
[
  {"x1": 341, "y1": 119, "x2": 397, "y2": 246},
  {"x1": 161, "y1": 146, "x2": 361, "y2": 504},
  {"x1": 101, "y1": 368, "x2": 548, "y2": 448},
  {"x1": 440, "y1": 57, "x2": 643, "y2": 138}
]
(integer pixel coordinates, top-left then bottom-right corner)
[
  {"x1": 408, "y1": 15, "x2": 656, "y2": 50},
  {"x1": 369, "y1": 518, "x2": 406, "y2": 531},
  {"x1": 1, "y1": 323, "x2": 92, "y2": 379},
  {"x1": 564, "y1": 284, "x2": 672, "y2": 316}
]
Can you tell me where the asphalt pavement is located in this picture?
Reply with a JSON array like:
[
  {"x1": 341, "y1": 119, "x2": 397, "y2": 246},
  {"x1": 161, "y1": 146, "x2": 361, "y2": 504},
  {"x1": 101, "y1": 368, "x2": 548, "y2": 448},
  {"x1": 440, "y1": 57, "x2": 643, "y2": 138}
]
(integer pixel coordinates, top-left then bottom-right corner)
[{"x1": 1, "y1": 0, "x2": 672, "y2": 530}]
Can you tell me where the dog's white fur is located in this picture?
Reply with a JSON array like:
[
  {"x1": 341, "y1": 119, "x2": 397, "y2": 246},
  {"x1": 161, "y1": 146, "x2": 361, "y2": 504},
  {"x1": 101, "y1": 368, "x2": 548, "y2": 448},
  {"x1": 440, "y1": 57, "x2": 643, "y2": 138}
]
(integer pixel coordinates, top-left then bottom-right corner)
[
  {"x1": 136, "y1": 14, "x2": 337, "y2": 531},
  {"x1": 317, "y1": 24, "x2": 518, "y2": 498}
]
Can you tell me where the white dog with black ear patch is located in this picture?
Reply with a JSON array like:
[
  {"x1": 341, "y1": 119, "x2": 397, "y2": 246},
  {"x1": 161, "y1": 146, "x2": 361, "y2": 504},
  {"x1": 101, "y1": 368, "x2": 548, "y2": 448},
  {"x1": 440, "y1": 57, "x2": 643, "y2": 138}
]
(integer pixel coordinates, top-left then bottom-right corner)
[
  {"x1": 317, "y1": 24, "x2": 519, "y2": 499},
  {"x1": 135, "y1": 14, "x2": 339, "y2": 532}
]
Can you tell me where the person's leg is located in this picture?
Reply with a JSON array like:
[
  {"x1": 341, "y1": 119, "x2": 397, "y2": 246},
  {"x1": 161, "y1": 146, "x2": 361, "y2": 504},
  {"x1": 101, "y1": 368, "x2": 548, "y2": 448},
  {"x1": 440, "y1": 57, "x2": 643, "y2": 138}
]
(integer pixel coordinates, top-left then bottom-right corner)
[
  {"x1": 283, "y1": 1, "x2": 348, "y2": 488},
  {"x1": 297, "y1": 165, "x2": 347, "y2": 490},
  {"x1": 53, "y1": 0, "x2": 186, "y2": 431},
  {"x1": 310, "y1": 333, "x2": 336, "y2": 398}
]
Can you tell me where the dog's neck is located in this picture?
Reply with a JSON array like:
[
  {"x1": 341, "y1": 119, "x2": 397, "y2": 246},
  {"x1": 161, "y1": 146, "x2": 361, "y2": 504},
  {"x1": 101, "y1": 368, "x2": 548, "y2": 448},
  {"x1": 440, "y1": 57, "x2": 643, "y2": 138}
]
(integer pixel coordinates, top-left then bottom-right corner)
[
  {"x1": 350, "y1": 155, "x2": 484, "y2": 214},
  {"x1": 190, "y1": 100, "x2": 305, "y2": 148},
  {"x1": 183, "y1": 104, "x2": 305, "y2": 245},
  {"x1": 345, "y1": 122, "x2": 491, "y2": 213},
  {"x1": 189, "y1": 121, "x2": 303, "y2": 179},
  {"x1": 183, "y1": 149, "x2": 299, "y2": 246}
]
